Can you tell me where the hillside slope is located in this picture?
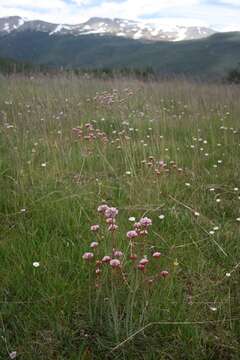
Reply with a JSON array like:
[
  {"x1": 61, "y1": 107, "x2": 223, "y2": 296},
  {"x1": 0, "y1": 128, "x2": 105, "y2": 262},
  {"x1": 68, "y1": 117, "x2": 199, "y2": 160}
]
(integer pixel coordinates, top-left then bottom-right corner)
[{"x1": 0, "y1": 31, "x2": 239, "y2": 77}]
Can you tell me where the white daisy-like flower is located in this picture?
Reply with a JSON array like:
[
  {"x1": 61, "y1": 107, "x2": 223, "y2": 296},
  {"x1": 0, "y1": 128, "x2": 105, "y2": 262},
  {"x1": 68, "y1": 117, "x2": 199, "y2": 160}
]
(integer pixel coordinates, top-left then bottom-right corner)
[
  {"x1": 158, "y1": 214, "x2": 165, "y2": 220},
  {"x1": 9, "y1": 351, "x2": 17, "y2": 359},
  {"x1": 209, "y1": 306, "x2": 217, "y2": 312},
  {"x1": 33, "y1": 262, "x2": 40, "y2": 268},
  {"x1": 128, "y1": 217, "x2": 136, "y2": 222}
]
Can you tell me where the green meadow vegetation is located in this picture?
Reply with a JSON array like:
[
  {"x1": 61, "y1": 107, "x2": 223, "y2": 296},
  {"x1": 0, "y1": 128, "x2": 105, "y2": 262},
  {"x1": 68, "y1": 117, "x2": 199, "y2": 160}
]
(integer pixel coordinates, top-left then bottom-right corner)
[{"x1": 0, "y1": 75, "x2": 240, "y2": 359}]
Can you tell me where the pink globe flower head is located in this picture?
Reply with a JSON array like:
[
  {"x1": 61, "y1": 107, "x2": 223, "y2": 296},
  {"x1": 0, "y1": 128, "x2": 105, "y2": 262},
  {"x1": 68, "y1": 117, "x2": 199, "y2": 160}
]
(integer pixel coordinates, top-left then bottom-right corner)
[
  {"x1": 139, "y1": 258, "x2": 149, "y2": 266},
  {"x1": 102, "y1": 255, "x2": 111, "y2": 263},
  {"x1": 160, "y1": 270, "x2": 169, "y2": 278},
  {"x1": 127, "y1": 230, "x2": 138, "y2": 239},
  {"x1": 137, "y1": 264, "x2": 145, "y2": 271},
  {"x1": 95, "y1": 268, "x2": 101, "y2": 275},
  {"x1": 113, "y1": 250, "x2": 123, "y2": 258},
  {"x1": 139, "y1": 217, "x2": 152, "y2": 228},
  {"x1": 82, "y1": 252, "x2": 94, "y2": 261},
  {"x1": 133, "y1": 222, "x2": 142, "y2": 229},
  {"x1": 97, "y1": 204, "x2": 109, "y2": 213},
  {"x1": 110, "y1": 259, "x2": 121, "y2": 268},
  {"x1": 129, "y1": 254, "x2": 138, "y2": 260},
  {"x1": 90, "y1": 241, "x2": 99, "y2": 249},
  {"x1": 139, "y1": 229, "x2": 148, "y2": 236},
  {"x1": 152, "y1": 252, "x2": 161, "y2": 258},
  {"x1": 105, "y1": 207, "x2": 118, "y2": 219},
  {"x1": 106, "y1": 217, "x2": 116, "y2": 224},
  {"x1": 91, "y1": 224, "x2": 100, "y2": 232},
  {"x1": 108, "y1": 224, "x2": 118, "y2": 232}
]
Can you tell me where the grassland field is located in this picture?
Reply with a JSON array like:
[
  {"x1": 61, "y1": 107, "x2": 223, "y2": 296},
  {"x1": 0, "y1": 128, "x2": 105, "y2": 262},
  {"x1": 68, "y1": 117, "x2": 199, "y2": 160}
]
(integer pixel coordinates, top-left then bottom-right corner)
[{"x1": 0, "y1": 75, "x2": 240, "y2": 359}]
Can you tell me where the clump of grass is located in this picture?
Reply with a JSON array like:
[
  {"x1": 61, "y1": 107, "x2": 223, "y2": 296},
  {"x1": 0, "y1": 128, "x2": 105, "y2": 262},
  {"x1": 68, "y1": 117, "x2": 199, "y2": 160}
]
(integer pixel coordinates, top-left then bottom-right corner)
[{"x1": 0, "y1": 75, "x2": 240, "y2": 359}]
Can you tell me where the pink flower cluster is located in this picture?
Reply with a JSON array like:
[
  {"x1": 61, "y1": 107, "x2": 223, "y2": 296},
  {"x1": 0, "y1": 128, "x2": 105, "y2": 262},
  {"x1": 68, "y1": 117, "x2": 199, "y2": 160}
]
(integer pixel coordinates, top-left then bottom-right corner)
[
  {"x1": 97, "y1": 204, "x2": 119, "y2": 232},
  {"x1": 82, "y1": 204, "x2": 169, "y2": 286},
  {"x1": 72, "y1": 122, "x2": 108, "y2": 144},
  {"x1": 127, "y1": 216, "x2": 152, "y2": 238}
]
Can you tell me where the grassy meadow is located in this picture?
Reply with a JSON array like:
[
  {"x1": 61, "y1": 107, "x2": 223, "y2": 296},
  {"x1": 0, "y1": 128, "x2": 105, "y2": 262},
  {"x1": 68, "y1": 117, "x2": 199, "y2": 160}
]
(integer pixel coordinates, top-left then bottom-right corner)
[{"x1": 0, "y1": 75, "x2": 240, "y2": 359}]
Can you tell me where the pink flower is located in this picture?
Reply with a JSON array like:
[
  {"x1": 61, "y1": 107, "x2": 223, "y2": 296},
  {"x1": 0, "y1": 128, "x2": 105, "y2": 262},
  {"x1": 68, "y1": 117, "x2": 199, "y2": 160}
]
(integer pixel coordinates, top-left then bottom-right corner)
[
  {"x1": 91, "y1": 224, "x2": 100, "y2": 232},
  {"x1": 139, "y1": 217, "x2": 152, "y2": 227},
  {"x1": 110, "y1": 259, "x2": 121, "y2": 268},
  {"x1": 152, "y1": 252, "x2": 161, "y2": 258},
  {"x1": 95, "y1": 268, "x2": 101, "y2": 275},
  {"x1": 137, "y1": 264, "x2": 145, "y2": 271},
  {"x1": 113, "y1": 250, "x2": 123, "y2": 258},
  {"x1": 108, "y1": 224, "x2": 118, "y2": 232},
  {"x1": 90, "y1": 241, "x2": 99, "y2": 249},
  {"x1": 139, "y1": 230, "x2": 148, "y2": 236},
  {"x1": 129, "y1": 254, "x2": 138, "y2": 260},
  {"x1": 106, "y1": 217, "x2": 115, "y2": 224},
  {"x1": 160, "y1": 270, "x2": 169, "y2": 278},
  {"x1": 127, "y1": 230, "x2": 138, "y2": 239},
  {"x1": 97, "y1": 204, "x2": 109, "y2": 213},
  {"x1": 102, "y1": 255, "x2": 111, "y2": 263},
  {"x1": 82, "y1": 252, "x2": 94, "y2": 260},
  {"x1": 133, "y1": 222, "x2": 142, "y2": 229},
  {"x1": 139, "y1": 258, "x2": 149, "y2": 265},
  {"x1": 105, "y1": 207, "x2": 118, "y2": 218}
]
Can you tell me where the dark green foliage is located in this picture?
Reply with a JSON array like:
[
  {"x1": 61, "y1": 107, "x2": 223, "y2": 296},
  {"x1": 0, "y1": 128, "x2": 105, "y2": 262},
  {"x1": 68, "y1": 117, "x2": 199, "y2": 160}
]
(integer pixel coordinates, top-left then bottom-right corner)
[
  {"x1": 0, "y1": 56, "x2": 47, "y2": 75},
  {"x1": 0, "y1": 31, "x2": 240, "y2": 77},
  {"x1": 226, "y1": 63, "x2": 240, "y2": 84}
]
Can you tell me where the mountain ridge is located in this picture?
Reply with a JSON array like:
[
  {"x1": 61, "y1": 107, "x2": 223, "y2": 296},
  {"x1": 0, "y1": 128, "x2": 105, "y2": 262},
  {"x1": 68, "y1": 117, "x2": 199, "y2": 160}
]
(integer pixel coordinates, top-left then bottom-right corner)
[{"x1": 0, "y1": 16, "x2": 216, "y2": 42}]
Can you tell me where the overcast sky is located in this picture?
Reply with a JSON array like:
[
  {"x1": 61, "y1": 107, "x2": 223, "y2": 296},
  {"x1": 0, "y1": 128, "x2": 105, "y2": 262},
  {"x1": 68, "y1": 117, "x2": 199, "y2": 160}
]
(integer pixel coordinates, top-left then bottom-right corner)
[{"x1": 0, "y1": 0, "x2": 240, "y2": 30}]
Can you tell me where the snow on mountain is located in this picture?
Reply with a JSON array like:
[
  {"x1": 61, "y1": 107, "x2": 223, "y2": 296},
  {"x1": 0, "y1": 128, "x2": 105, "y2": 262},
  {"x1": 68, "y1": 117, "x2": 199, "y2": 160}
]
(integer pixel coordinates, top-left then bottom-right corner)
[{"x1": 0, "y1": 16, "x2": 216, "y2": 42}]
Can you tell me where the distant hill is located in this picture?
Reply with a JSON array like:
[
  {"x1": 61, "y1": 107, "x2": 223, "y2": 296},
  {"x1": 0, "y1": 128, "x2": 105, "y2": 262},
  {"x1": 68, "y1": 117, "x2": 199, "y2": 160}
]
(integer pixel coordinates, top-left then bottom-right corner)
[{"x1": 0, "y1": 30, "x2": 239, "y2": 77}]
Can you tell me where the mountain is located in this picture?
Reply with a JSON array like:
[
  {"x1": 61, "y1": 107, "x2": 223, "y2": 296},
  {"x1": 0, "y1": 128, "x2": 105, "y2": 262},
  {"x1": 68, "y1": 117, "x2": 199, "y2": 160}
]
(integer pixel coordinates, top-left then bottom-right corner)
[
  {"x1": 0, "y1": 28, "x2": 239, "y2": 78},
  {"x1": 0, "y1": 16, "x2": 216, "y2": 42}
]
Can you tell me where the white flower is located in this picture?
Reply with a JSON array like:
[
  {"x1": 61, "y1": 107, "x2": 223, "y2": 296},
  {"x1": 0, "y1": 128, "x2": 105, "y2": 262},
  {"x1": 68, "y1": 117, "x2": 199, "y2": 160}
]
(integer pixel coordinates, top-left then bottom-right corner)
[
  {"x1": 9, "y1": 352, "x2": 17, "y2": 359},
  {"x1": 236, "y1": 218, "x2": 240, "y2": 222},
  {"x1": 33, "y1": 262, "x2": 40, "y2": 268},
  {"x1": 41, "y1": 163, "x2": 47, "y2": 167},
  {"x1": 194, "y1": 212, "x2": 200, "y2": 217},
  {"x1": 125, "y1": 171, "x2": 131, "y2": 175},
  {"x1": 216, "y1": 199, "x2": 221, "y2": 203},
  {"x1": 128, "y1": 217, "x2": 136, "y2": 222},
  {"x1": 209, "y1": 231, "x2": 215, "y2": 235},
  {"x1": 225, "y1": 272, "x2": 231, "y2": 277},
  {"x1": 213, "y1": 226, "x2": 219, "y2": 231},
  {"x1": 158, "y1": 214, "x2": 165, "y2": 220},
  {"x1": 185, "y1": 183, "x2": 191, "y2": 187},
  {"x1": 209, "y1": 306, "x2": 217, "y2": 312}
]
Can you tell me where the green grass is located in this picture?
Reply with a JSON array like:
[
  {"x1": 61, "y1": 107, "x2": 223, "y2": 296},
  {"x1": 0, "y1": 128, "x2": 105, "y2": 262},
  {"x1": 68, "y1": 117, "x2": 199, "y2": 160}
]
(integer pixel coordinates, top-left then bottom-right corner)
[{"x1": 0, "y1": 75, "x2": 240, "y2": 359}]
